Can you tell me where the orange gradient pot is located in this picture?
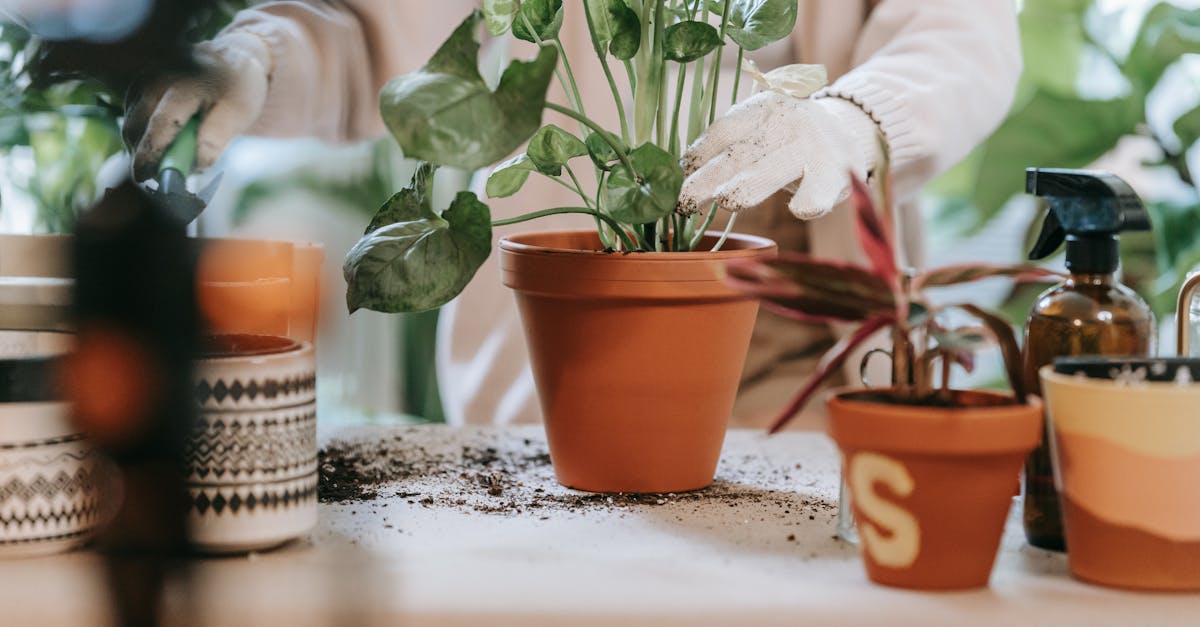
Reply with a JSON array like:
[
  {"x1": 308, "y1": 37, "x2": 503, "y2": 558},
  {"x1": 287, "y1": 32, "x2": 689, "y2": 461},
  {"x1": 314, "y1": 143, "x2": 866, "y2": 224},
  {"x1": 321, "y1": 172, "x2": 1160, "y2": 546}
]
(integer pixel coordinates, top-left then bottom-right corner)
[
  {"x1": 500, "y1": 230, "x2": 776, "y2": 493},
  {"x1": 827, "y1": 389, "x2": 1042, "y2": 590},
  {"x1": 1041, "y1": 367, "x2": 1200, "y2": 591}
]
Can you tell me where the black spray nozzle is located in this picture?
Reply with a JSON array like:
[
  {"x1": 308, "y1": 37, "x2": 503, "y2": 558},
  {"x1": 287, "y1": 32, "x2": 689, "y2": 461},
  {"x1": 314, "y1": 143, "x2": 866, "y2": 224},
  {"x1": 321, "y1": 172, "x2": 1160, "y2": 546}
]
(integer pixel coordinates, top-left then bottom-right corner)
[{"x1": 1026, "y1": 168, "x2": 1151, "y2": 274}]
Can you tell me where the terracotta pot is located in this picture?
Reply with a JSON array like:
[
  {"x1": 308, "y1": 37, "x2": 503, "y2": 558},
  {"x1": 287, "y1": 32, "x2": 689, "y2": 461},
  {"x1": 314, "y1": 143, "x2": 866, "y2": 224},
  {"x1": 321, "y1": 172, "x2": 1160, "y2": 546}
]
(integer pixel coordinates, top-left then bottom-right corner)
[
  {"x1": 1041, "y1": 366, "x2": 1200, "y2": 591},
  {"x1": 827, "y1": 389, "x2": 1042, "y2": 590},
  {"x1": 195, "y1": 238, "x2": 325, "y2": 343},
  {"x1": 499, "y1": 230, "x2": 776, "y2": 493}
]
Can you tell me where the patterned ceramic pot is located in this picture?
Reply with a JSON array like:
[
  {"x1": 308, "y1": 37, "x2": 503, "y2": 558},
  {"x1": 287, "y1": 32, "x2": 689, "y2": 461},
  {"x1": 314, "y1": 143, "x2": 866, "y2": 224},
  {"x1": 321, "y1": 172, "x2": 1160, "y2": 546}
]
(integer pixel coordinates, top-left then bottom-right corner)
[
  {"x1": 188, "y1": 334, "x2": 317, "y2": 553},
  {"x1": 1, "y1": 332, "x2": 107, "y2": 558}
]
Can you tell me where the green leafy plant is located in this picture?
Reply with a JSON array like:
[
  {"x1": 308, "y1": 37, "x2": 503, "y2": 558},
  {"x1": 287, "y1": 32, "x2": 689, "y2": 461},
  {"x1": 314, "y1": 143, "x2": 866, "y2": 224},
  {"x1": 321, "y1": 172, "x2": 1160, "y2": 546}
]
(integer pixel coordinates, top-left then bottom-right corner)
[
  {"x1": 345, "y1": 0, "x2": 806, "y2": 313},
  {"x1": 726, "y1": 177, "x2": 1064, "y2": 432},
  {"x1": 931, "y1": 0, "x2": 1200, "y2": 317}
]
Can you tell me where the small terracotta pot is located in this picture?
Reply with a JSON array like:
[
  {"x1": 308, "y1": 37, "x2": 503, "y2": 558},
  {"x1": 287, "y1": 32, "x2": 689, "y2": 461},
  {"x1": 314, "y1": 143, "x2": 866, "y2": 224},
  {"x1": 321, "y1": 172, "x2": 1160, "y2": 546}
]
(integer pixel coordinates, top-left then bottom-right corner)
[
  {"x1": 827, "y1": 389, "x2": 1042, "y2": 590},
  {"x1": 499, "y1": 230, "x2": 776, "y2": 493},
  {"x1": 1041, "y1": 366, "x2": 1200, "y2": 591}
]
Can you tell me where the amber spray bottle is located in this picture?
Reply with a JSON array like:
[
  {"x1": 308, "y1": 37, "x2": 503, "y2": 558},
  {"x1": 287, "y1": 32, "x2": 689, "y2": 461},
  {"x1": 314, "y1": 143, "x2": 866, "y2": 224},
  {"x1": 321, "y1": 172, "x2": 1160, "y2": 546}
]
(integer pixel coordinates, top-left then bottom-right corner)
[{"x1": 1022, "y1": 168, "x2": 1155, "y2": 551}]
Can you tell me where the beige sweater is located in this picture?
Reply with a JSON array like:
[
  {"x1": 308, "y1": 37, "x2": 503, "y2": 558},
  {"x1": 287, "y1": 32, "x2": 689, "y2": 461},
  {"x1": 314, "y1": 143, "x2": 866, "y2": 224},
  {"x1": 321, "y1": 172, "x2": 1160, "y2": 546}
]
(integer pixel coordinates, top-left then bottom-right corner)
[{"x1": 223, "y1": 0, "x2": 1022, "y2": 427}]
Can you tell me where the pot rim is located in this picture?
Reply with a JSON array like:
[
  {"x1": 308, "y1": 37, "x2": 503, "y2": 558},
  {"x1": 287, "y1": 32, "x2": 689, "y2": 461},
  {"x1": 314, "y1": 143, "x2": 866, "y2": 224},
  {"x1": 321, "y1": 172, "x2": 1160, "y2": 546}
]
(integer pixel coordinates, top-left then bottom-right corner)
[
  {"x1": 195, "y1": 334, "x2": 309, "y2": 362},
  {"x1": 826, "y1": 387, "x2": 1043, "y2": 455},
  {"x1": 499, "y1": 229, "x2": 776, "y2": 259},
  {"x1": 1040, "y1": 364, "x2": 1200, "y2": 393}
]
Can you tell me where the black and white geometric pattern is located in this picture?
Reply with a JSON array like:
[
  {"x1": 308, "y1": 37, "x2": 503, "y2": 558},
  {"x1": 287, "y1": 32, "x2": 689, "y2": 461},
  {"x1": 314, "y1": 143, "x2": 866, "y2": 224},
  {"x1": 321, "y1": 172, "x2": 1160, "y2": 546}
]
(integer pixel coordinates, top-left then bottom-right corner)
[
  {"x1": 194, "y1": 374, "x2": 316, "y2": 407},
  {"x1": 185, "y1": 409, "x2": 317, "y2": 484},
  {"x1": 188, "y1": 472, "x2": 317, "y2": 517},
  {"x1": 0, "y1": 464, "x2": 98, "y2": 503},
  {"x1": 0, "y1": 441, "x2": 107, "y2": 548}
]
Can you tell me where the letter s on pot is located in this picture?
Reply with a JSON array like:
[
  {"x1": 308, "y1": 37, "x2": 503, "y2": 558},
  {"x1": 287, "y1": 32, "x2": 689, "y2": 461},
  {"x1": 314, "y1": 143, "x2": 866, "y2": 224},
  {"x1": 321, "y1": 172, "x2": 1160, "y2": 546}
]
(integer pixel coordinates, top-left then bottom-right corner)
[{"x1": 850, "y1": 452, "x2": 920, "y2": 569}]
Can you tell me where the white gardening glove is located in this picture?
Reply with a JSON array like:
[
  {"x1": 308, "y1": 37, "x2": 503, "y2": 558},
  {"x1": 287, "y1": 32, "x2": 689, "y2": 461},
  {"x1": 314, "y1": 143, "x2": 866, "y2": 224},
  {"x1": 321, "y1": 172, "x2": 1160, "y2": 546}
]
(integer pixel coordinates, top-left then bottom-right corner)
[
  {"x1": 122, "y1": 31, "x2": 272, "y2": 181},
  {"x1": 680, "y1": 91, "x2": 882, "y2": 219}
]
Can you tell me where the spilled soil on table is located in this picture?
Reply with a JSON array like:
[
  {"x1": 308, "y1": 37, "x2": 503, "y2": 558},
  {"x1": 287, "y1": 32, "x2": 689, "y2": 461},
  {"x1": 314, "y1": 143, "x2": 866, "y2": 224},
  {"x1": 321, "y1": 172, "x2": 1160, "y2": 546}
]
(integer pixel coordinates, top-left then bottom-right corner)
[{"x1": 318, "y1": 429, "x2": 838, "y2": 519}]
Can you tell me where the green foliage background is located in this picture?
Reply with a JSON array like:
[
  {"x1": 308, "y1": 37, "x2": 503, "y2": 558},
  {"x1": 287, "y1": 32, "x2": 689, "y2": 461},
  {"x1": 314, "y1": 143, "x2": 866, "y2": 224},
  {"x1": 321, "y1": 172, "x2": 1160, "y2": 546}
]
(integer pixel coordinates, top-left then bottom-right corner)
[{"x1": 930, "y1": 0, "x2": 1200, "y2": 319}]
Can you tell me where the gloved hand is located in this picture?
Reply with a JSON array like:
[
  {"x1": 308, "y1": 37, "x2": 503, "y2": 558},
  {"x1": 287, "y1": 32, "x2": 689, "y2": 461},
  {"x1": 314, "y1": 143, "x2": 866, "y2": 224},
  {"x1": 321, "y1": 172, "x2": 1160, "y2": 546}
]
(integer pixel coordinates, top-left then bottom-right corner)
[
  {"x1": 122, "y1": 31, "x2": 272, "y2": 181},
  {"x1": 680, "y1": 91, "x2": 883, "y2": 219}
]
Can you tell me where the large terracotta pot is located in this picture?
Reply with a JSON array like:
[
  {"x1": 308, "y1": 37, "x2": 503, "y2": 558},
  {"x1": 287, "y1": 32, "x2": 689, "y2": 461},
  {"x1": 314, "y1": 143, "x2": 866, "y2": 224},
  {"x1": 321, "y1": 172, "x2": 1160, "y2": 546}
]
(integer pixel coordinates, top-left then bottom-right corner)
[
  {"x1": 499, "y1": 230, "x2": 776, "y2": 493},
  {"x1": 827, "y1": 389, "x2": 1042, "y2": 590},
  {"x1": 1041, "y1": 366, "x2": 1200, "y2": 591}
]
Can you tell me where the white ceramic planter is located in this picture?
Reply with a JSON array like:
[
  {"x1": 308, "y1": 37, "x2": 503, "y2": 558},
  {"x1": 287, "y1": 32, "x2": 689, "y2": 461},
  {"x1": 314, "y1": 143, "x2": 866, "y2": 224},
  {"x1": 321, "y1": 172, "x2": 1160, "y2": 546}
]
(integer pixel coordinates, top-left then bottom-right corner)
[
  {"x1": 0, "y1": 332, "x2": 101, "y2": 558},
  {"x1": 0, "y1": 401, "x2": 107, "y2": 557},
  {"x1": 188, "y1": 335, "x2": 317, "y2": 553}
]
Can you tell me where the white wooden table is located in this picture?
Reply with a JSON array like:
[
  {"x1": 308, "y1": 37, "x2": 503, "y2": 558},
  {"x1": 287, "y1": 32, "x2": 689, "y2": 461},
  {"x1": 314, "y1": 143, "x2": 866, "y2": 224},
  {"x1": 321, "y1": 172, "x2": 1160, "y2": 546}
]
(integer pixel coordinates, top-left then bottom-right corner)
[{"x1": 2, "y1": 425, "x2": 1198, "y2": 626}]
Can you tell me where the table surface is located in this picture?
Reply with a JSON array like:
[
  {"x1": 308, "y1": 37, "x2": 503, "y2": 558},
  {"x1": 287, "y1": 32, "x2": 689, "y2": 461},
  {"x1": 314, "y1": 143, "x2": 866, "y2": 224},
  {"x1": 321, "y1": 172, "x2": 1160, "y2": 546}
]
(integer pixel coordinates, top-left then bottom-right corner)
[{"x1": 3, "y1": 424, "x2": 1198, "y2": 626}]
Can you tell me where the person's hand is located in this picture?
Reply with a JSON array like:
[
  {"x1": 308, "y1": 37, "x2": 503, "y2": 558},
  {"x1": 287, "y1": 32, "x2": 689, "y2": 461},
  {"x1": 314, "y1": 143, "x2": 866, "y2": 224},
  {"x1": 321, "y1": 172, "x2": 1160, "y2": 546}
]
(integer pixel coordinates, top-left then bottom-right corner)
[
  {"x1": 680, "y1": 91, "x2": 882, "y2": 220},
  {"x1": 123, "y1": 31, "x2": 272, "y2": 181}
]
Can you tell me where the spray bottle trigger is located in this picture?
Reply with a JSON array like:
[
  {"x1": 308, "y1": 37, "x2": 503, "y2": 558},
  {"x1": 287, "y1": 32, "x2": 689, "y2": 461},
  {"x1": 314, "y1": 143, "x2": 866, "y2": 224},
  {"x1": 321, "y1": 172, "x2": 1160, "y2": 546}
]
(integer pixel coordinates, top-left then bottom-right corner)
[{"x1": 1029, "y1": 207, "x2": 1066, "y2": 261}]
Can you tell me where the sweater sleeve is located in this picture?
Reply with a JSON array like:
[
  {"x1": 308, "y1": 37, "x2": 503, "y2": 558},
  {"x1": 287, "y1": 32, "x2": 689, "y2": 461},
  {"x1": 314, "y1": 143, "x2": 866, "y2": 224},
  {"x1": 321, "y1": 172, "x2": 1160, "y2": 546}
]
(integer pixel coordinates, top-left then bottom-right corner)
[
  {"x1": 218, "y1": 0, "x2": 420, "y2": 143},
  {"x1": 815, "y1": 0, "x2": 1023, "y2": 198}
]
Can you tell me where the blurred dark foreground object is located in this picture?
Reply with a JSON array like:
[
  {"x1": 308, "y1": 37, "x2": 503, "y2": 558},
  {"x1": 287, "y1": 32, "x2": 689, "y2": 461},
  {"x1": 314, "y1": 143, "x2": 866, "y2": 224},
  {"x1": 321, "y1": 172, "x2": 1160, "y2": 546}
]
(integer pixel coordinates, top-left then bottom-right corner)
[
  {"x1": 67, "y1": 179, "x2": 199, "y2": 627},
  {"x1": 15, "y1": 0, "x2": 216, "y2": 93}
]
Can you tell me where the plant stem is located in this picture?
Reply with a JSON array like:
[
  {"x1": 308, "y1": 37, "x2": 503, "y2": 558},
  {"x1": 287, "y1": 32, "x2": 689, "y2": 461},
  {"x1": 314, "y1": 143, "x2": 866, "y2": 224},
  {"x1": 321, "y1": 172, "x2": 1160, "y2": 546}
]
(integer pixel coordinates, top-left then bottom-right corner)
[
  {"x1": 554, "y1": 36, "x2": 587, "y2": 118},
  {"x1": 687, "y1": 201, "x2": 720, "y2": 250},
  {"x1": 655, "y1": 0, "x2": 672, "y2": 149},
  {"x1": 517, "y1": 10, "x2": 587, "y2": 136},
  {"x1": 595, "y1": 170, "x2": 621, "y2": 251},
  {"x1": 710, "y1": 211, "x2": 736, "y2": 252},
  {"x1": 547, "y1": 173, "x2": 591, "y2": 202},
  {"x1": 939, "y1": 353, "x2": 953, "y2": 403},
  {"x1": 563, "y1": 163, "x2": 591, "y2": 207},
  {"x1": 657, "y1": 60, "x2": 669, "y2": 148},
  {"x1": 730, "y1": 47, "x2": 744, "y2": 106},
  {"x1": 581, "y1": 0, "x2": 632, "y2": 142},
  {"x1": 891, "y1": 324, "x2": 914, "y2": 398},
  {"x1": 686, "y1": 54, "x2": 708, "y2": 145},
  {"x1": 668, "y1": 63, "x2": 688, "y2": 156},
  {"x1": 599, "y1": 56, "x2": 631, "y2": 142},
  {"x1": 707, "y1": 0, "x2": 733, "y2": 125},
  {"x1": 545, "y1": 102, "x2": 636, "y2": 177},
  {"x1": 632, "y1": 0, "x2": 664, "y2": 146},
  {"x1": 564, "y1": 163, "x2": 612, "y2": 248},
  {"x1": 492, "y1": 206, "x2": 638, "y2": 250}
]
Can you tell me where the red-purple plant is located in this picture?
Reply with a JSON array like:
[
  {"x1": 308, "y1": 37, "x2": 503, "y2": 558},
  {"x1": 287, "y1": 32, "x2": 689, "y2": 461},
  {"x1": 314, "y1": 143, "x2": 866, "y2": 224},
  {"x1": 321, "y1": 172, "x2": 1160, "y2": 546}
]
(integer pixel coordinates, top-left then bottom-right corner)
[{"x1": 726, "y1": 176, "x2": 1062, "y2": 433}]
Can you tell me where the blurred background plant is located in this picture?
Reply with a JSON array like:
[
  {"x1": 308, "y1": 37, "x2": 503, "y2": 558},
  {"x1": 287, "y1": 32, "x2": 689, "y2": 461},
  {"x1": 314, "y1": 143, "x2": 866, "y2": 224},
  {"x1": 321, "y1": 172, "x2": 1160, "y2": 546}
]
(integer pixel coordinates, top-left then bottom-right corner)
[
  {"x1": 0, "y1": 1, "x2": 255, "y2": 231},
  {"x1": 927, "y1": 0, "x2": 1200, "y2": 322}
]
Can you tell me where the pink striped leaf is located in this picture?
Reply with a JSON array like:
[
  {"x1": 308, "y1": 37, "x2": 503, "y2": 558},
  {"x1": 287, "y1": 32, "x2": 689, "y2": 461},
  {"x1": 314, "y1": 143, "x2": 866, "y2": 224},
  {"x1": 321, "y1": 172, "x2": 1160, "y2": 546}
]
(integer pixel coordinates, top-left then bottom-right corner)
[
  {"x1": 849, "y1": 174, "x2": 898, "y2": 282},
  {"x1": 914, "y1": 263, "x2": 1063, "y2": 290},
  {"x1": 725, "y1": 254, "x2": 896, "y2": 322},
  {"x1": 949, "y1": 303, "x2": 1026, "y2": 403}
]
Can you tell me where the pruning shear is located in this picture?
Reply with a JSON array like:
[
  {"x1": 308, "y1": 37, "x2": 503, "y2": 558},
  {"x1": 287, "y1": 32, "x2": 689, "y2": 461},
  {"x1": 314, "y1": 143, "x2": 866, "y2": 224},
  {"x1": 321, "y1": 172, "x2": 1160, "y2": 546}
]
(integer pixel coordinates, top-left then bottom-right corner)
[{"x1": 143, "y1": 116, "x2": 222, "y2": 223}]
